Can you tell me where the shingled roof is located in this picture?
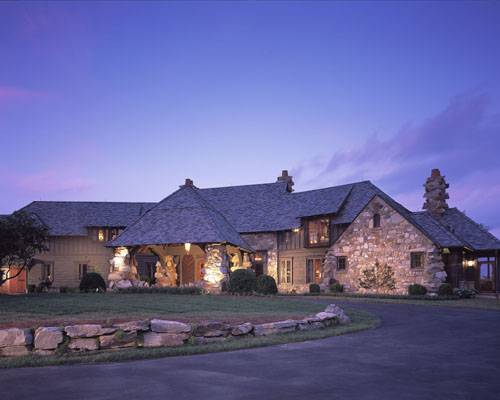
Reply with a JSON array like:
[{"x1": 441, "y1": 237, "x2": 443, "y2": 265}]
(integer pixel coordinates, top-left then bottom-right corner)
[
  {"x1": 19, "y1": 201, "x2": 155, "y2": 236},
  {"x1": 109, "y1": 186, "x2": 251, "y2": 250}
]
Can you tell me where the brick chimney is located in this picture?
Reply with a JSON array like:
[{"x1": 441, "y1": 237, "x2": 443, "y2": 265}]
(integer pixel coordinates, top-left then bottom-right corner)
[
  {"x1": 180, "y1": 178, "x2": 195, "y2": 188},
  {"x1": 277, "y1": 170, "x2": 294, "y2": 192},
  {"x1": 423, "y1": 169, "x2": 449, "y2": 216}
]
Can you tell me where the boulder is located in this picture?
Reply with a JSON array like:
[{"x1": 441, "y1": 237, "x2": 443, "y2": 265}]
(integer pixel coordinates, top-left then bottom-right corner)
[
  {"x1": 64, "y1": 324, "x2": 116, "y2": 338},
  {"x1": 323, "y1": 304, "x2": 351, "y2": 325},
  {"x1": 254, "y1": 320, "x2": 297, "y2": 336},
  {"x1": 150, "y1": 319, "x2": 191, "y2": 334},
  {"x1": 193, "y1": 321, "x2": 230, "y2": 337},
  {"x1": 231, "y1": 322, "x2": 253, "y2": 336},
  {"x1": 34, "y1": 327, "x2": 64, "y2": 350},
  {"x1": 0, "y1": 328, "x2": 32, "y2": 348},
  {"x1": 142, "y1": 332, "x2": 188, "y2": 348},
  {"x1": 99, "y1": 331, "x2": 137, "y2": 349},
  {"x1": 113, "y1": 320, "x2": 149, "y2": 332},
  {"x1": 297, "y1": 320, "x2": 324, "y2": 331},
  {"x1": 68, "y1": 338, "x2": 99, "y2": 351},
  {"x1": 0, "y1": 345, "x2": 30, "y2": 357}
]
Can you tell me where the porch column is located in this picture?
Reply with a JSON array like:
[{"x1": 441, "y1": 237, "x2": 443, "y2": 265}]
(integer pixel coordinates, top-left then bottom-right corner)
[
  {"x1": 108, "y1": 246, "x2": 132, "y2": 289},
  {"x1": 203, "y1": 245, "x2": 229, "y2": 293}
]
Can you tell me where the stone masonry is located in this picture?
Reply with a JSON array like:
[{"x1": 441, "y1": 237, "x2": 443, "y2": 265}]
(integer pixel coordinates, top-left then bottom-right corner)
[
  {"x1": 324, "y1": 196, "x2": 446, "y2": 294},
  {"x1": 423, "y1": 169, "x2": 449, "y2": 216}
]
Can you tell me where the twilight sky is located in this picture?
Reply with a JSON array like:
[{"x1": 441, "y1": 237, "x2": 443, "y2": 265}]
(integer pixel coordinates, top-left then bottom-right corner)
[{"x1": 1, "y1": 1, "x2": 500, "y2": 235}]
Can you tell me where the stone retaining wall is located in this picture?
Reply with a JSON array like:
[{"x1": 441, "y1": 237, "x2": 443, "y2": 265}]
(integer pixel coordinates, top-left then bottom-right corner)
[{"x1": 0, "y1": 304, "x2": 350, "y2": 357}]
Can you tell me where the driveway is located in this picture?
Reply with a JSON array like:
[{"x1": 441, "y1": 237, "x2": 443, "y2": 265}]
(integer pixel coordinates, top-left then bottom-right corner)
[{"x1": 2, "y1": 300, "x2": 500, "y2": 400}]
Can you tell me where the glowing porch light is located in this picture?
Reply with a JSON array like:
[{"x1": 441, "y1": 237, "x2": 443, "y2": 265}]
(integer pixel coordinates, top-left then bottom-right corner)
[
  {"x1": 467, "y1": 260, "x2": 475, "y2": 267},
  {"x1": 292, "y1": 227, "x2": 300, "y2": 233},
  {"x1": 184, "y1": 243, "x2": 191, "y2": 253},
  {"x1": 98, "y1": 229, "x2": 105, "y2": 242}
]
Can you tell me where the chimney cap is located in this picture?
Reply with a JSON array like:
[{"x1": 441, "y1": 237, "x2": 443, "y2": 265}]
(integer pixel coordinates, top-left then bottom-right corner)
[{"x1": 180, "y1": 178, "x2": 194, "y2": 188}]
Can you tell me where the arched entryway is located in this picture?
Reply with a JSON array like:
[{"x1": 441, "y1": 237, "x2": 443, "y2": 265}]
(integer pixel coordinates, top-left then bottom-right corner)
[{"x1": 181, "y1": 254, "x2": 195, "y2": 284}]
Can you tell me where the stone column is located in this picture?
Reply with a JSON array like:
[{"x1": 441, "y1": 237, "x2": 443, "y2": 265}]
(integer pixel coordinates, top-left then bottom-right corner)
[
  {"x1": 321, "y1": 249, "x2": 337, "y2": 289},
  {"x1": 423, "y1": 248, "x2": 447, "y2": 292},
  {"x1": 423, "y1": 169, "x2": 449, "y2": 216},
  {"x1": 202, "y1": 245, "x2": 229, "y2": 293},
  {"x1": 108, "y1": 247, "x2": 131, "y2": 289}
]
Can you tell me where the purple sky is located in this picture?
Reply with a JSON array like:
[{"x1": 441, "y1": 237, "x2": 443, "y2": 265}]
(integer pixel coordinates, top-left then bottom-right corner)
[{"x1": 1, "y1": 1, "x2": 500, "y2": 236}]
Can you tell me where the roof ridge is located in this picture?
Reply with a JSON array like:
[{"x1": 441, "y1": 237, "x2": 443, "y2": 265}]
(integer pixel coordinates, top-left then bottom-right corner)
[
  {"x1": 27, "y1": 200, "x2": 156, "y2": 205},
  {"x1": 199, "y1": 181, "x2": 285, "y2": 190}
]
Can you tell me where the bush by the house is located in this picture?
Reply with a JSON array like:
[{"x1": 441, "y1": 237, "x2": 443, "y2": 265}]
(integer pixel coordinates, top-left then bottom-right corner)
[
  {"x1": 359, "y1": 262, "x2": 396, "y2": 293},
  {"x1": 79, "y1": 272, "x2": 106, "y2": 293},
  {"x1": 229, "y1": 268, "x2": 257, "y2": 294},
  {"x1": 309, "y1": 283, "x2": 321, "y2": 294},
  {"x1": 438, "y1": 283, "x2": 454, "y2": 296},
  {"x1": 255, "y1": 274, "x2": 278, "y2": 295},
  {"x1": 330, "y1": 282, "x2": 344, "y2": 293},
  {"x1": 453, "y1": 288, "x2": 477, "y2": 299},
  {"x1": 408, "y1": 283, "x2": 427, "y2": 296}
]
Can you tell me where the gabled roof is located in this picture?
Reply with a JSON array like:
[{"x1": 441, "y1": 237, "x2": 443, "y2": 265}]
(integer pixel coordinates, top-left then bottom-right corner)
[
  {"x1": 19, "y1": 201, "x2": 155, "y2": 236},
  {"x1": 411, "y1": 211, "x2": 464, "y2": 248},
  {"x1": 109, "y1": 186, "x2": 251, "y2": 250},
  {"x1": 433, "y1": 208, "x2": 500, "y2": 251}
]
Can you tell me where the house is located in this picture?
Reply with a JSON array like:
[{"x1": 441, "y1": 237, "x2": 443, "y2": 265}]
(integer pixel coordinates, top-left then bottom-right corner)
[{"x1": 1, "y1": 169, "x2": 499, "y2": 295}]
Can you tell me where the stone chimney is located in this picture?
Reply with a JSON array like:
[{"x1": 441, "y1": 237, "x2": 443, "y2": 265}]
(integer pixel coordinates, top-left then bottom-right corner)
[
  {"x1": 277, "y1": 170, "x2": 294, "y2": 192},
  {"x1": 423, "y1": 169, "x2": 449, "y2": 216},
  {"x1": 180, "y1": 178, "x2": 195, "y2": 188}
]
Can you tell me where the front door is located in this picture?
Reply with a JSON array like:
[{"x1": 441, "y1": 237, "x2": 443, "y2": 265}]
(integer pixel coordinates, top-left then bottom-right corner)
[
  {"x1": 478, "y1": 256, "x2": 496, "y2": 292},
  {"x1": 181, "y1": 255, "x2": 195, "y2": 284}
]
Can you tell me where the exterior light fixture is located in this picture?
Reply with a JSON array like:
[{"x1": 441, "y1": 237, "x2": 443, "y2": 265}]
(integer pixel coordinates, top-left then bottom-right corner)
[
  {"x1": 467, "y1": 260, "x2": 475, "y2": 267},
  {"x1": 98, "y1": 229, "x2": 105, "y2": 242},
  {"x1": 184, "y1": 243, "x2": 191, "y2": 253},
  {"x1": 292, "y1": 227, "x2": 300, "y2": 233}
]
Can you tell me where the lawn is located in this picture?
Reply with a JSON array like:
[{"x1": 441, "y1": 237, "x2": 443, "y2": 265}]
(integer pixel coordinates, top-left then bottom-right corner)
[{"x1": 0, "y1": 292, "x2": 330, "y2": 328}]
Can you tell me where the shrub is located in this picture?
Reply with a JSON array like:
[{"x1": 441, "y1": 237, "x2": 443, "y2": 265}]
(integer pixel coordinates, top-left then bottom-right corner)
[
  {"x1": 408, "y1": 283, "x2": 427, "y2": 296},
  {"x1": 453, "y1": 288, "x2": 477, "y2": 299},
  {"x1": 117, "y1": 286, "x2": 202, "y2": 295},
  {"x1": 359, "y1": 262, "x2": 396, "y2": 293},
  {"x1": 309, "y1": 283, "x2": 321, "y2": 294},
  {"x1": 438, "y1": 283, "x2": 453, "y2": 296},
  {"x1": 330, "y1": 282, "x2": 344, "y2": 293},
  {"x1": 228, "y1": 269, "x2": 257, "y2": 294},
  {"x1": 79, "y1": 272, "x2": 106, "y2": 293},
  {"x1": 255, "y1": 274, "x2": 278, "y2": 295}
]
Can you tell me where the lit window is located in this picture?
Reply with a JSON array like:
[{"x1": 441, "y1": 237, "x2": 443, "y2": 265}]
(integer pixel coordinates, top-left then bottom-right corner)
[
  {"x1": 279, "y1": 258, "x2": 293, "y2": 284},
  {"x1": 336, "y1": 256, "x2": 347, "y2": 271},
  {"x1": 373, "y1": 213, "x2": 381, "y2": 228},
  {"x1": 307, "y1": 218, "x2": 330, "y2": 246},
  {"x1": 98, "y1": 229, "x2": 105, "y2": 242},
  {"x1": 410, "y1": 252, "x2": 424, "y2": 269},
  {"x1": 306, "y1": 258, "x2": 322, "y2": 283}
]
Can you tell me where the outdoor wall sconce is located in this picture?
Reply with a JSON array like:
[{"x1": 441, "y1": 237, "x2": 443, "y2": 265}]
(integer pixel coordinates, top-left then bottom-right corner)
[{"x1": 184, "y1": 242, "x2": 191, "y2": 253}]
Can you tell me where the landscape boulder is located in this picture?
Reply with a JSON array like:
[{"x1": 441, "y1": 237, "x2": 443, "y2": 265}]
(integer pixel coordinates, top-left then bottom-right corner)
[
  {"x1": 142, "y1": 332, "x2": 188, "y2": 348},
  {"x1": 231, "y1": 322, "x2": 253, "y2": 336},
  {"x1": 64, "y1": 324, "x2": 116, "y2": 338},
  {"x1": 0, "y1": 328, "x2": 32, "y2": 348},
  {"x1": 113, "y1": 320, "x2": 150, "y2": 332},
  {"x1": 150, "y1": 319, "x2": 191, "y2": 334},
  {"x1": 34, "y1": 327, "x2": 64, "y2": 350},
  {"x1": 99, "y1": 331, "x2": 137, "y2": 349},
  {"x1": 68, "y1": 338, "x2": 99, "y2": 352},
  {"x1": 193, "y1": 321, "x2": 230, "y2": 337},
  {"x1": 324, "y1": 304, "x2": 351, "y2": 325},
  {"x1": 0, "y1": 345, "x2": 30, "y2": 357},
  {"x1": 254, "y1": 320, "x2": 297, "y2": 336}
]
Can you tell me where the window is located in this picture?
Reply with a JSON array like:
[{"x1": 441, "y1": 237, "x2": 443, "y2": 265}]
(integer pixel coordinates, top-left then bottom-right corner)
[
  {"x1": 307, "y1": 218, "x2": 330, "y2": 246},
  {"x1": 251, "y1": 251, "x2": 268, "y2": 277},
  {"x1": 336, "y1": 256, "x2": 347, "y2": 271},
  {"x1": 373, "y1": 213, "x2": 381, "y2": 228},
  {"x1": 410, "y1": 252, "x2": 424, "y2": 269},
  {"x1": 41, "y1": 262, "x2": 54, "y2": 282},
  {"x1": 279, "y1": 258, "x2": 293, "y2": 284},
  {"x1": 306, "y1": 258, "x2": 322, "y2": 284},
  {"x1": 78, "y1": 263, "x2": 94, "y2": 279}
]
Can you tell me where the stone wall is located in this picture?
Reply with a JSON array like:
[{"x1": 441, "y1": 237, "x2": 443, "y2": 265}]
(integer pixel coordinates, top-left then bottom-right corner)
[
  {"x1": 0, "y1": 304, "x2": 350, "y2": 357},
  {"x1": 323, "y1": 196, "x2": 446, "y2": 294},
  {"x1": 241, "y1": 233, "x2": 278, "y2": 280}
]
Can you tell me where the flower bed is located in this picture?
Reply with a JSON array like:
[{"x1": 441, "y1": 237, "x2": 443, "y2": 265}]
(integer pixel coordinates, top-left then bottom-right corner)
[{"x1": 0, "y1": 304, "x2": 350, "y2": 358}]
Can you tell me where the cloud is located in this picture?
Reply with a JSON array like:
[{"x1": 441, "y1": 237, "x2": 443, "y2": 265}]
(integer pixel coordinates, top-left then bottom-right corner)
[
  {"x1": 14, "y1": 170, "x2": 94, "y2": 195},
  {"x1": 292, "y1": 90, "x2": 500, "y2": 234}
]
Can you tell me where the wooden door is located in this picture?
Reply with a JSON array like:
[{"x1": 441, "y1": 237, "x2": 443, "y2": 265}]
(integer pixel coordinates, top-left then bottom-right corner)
[{"x1": 181, "y1": 255, "x2": 195, "y2": 284}]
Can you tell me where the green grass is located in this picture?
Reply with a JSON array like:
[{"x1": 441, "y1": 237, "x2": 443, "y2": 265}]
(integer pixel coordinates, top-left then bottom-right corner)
[
  {"x1": 0, "y1": 308, "x2": 378, "y2": 368},
  {"x1": 313, "y1": 294, "x2": 500, "y2": 310},
  {"x1": 0, "y1": 292, "x2": 330, "y2": 327}
]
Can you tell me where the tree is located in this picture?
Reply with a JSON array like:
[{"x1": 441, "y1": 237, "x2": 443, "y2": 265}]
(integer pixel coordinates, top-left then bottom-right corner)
[
  {"x1": 358, "y1": 261, "x2": 396, "y2": 293},
  {"x1": 0, "y1": 211, "x2": 49, "y2": 287}
]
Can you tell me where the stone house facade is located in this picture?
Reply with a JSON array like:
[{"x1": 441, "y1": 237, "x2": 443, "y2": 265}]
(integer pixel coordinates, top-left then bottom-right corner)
[{"x1": 1, "y1": 169, "x2": 499, "y2": 294}]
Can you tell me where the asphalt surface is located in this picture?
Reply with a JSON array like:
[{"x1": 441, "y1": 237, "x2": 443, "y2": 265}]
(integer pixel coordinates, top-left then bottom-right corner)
[{"x1": 1, "y1": 300, "x2": 500, "y2": 400}]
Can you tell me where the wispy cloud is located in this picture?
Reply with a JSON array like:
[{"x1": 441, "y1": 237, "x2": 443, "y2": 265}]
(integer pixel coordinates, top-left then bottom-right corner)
[{"x1": 292, "y1": 90, "x2": 500, "y2": 233}]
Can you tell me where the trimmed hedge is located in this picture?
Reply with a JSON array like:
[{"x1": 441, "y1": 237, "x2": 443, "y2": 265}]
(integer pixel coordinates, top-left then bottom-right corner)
[
  {"x1": 79, "y1": 272, "x2": 106, "y2": 293},
  {"x1": 255, "y1": 275, "x2": 278, "y2": 295},
  {"x1": 438, "y1": 283, "x2": 454, "y2": 296},
  {"x1": 330, "y1": 282, "x2": 344, "y2": 293},
  {"x1": 309, "y1": 283, "x2": 321, "y2": 294},
  {"x1": 408, "y1": 284, "x2": 427, "y2": 296},
  {"x1": 229, "y1": 269, "x2": 257, "y2": 294}
]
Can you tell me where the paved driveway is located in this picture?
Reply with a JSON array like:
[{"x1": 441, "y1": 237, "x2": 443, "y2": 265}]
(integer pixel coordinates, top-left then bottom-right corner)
[{"x1": 2, "y1": 300, "x2": 500, "y2": 400}]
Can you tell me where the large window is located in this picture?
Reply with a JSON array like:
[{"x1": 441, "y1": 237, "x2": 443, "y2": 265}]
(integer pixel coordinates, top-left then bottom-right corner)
[
  {"x1": 410, "y1": 252, "x2": 424, "y2": 269},
  {"x1": 306, "y1": 258, "x2": 322, "y2": 284},
  {"x1": 279, "y1": 258, "x2": 293, "y2": 284},
  {"x1": 307, "y1": 218, "x2": 330, "y2": 247}
]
